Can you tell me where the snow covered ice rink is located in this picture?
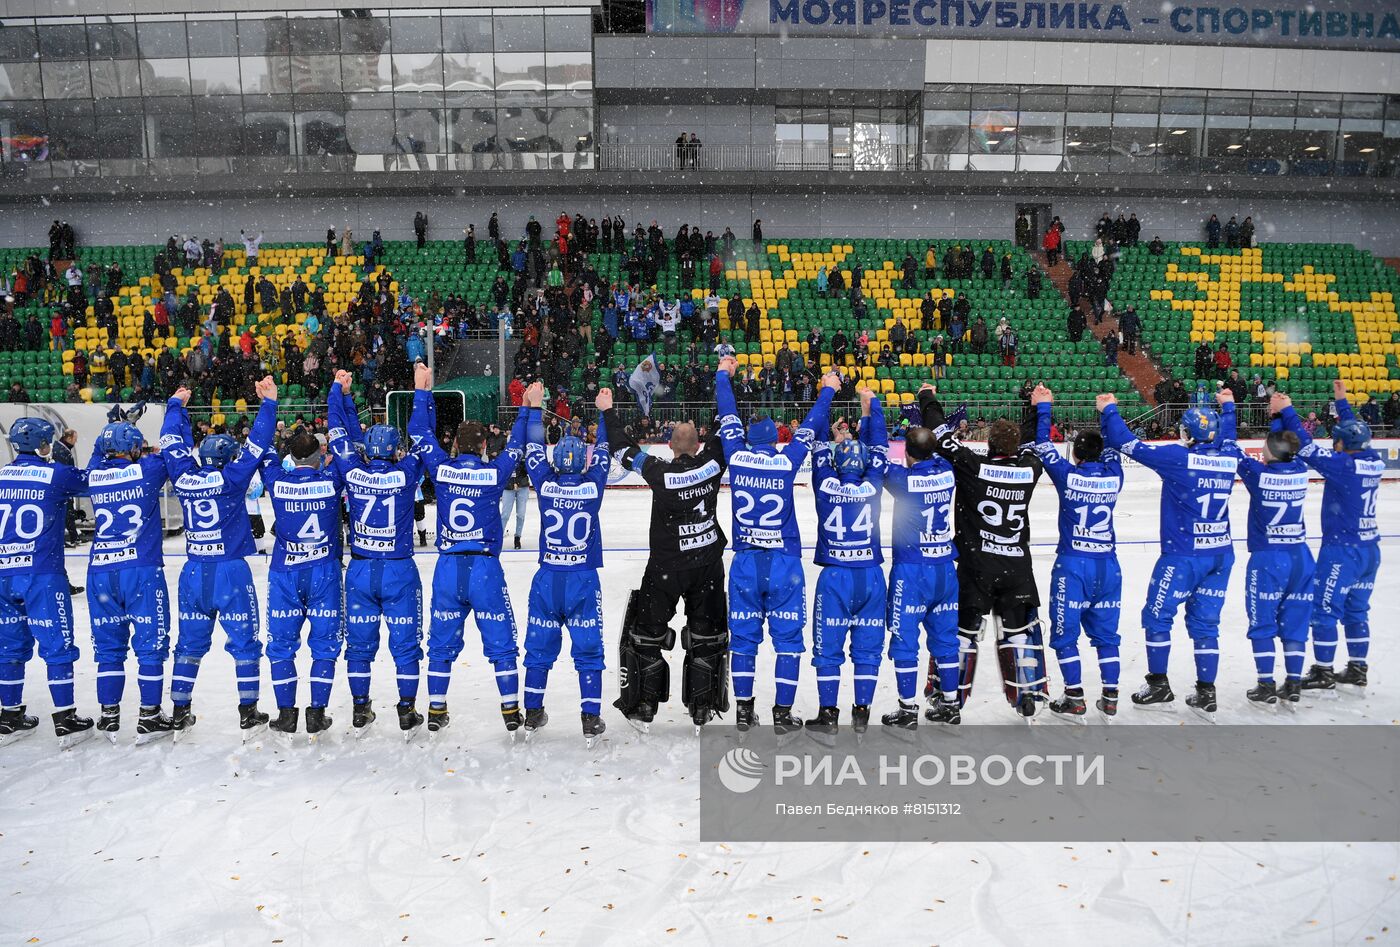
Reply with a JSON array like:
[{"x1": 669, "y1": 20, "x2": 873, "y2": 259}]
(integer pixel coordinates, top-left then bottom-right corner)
[{"x1": 3, "y1": 477, "x2": 1398, "y2": 945}]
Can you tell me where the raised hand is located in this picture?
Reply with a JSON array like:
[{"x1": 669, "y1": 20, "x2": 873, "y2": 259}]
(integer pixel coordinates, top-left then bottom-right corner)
[
  {"x1": 525, "y1": 380, "x2": 544, "y2": 408},
  {"x1": 822, "y1": 371, "x2": 842, "y2": 392},
  {"x1": 1333, "y1": 378, "x2": 1347, "y2": 401},
  {"x1": 919, "y1": 382, "x2": 937, "y2": 397},
  {"x1": 1095, "y1": 393, "x2": 1117, "y2": 413},
  {"x1": 415, "y1": 362, "x2": 433, "y2": 391},
  {"x1": 1216, "y1": 387, "x2": 1234, "y2": 405},
  {"x1": 857, "y1": 384, "x2": 875, "y2": 413},
  {"x1": 335, "y1": 369, "x2": 353, "y2": 390},
  {"x1": 254, "y1": 376, "x2": 278, "y2": 401},
  {"x1": 173, "y1": 387, "x2": 192, "y2": 406},
  {"x1": 717, "y1": 356, "x2": 737, "y2": 376},
  {"x1": 1269, "y1": 392, "x2": 1292, "y2": 415},
  {"x1": 595, "y1": 387, "x2": 613, "y2": 411},
  {"x1": 1031, "y1": 383, "x2": 1052, "y2": 406}
]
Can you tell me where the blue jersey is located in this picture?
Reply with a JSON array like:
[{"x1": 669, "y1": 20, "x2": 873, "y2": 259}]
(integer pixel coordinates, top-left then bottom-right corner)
[
  {"x1": 812, "y1": 396, "x2": 888, "y2": 567},
  {"x1": 1281, "y1": 400, "x2": 1383, "y2": 547},
  {"x1": 0, "y1": 454, "x2": 88, "y2": 576},
  {"x1": 328, "y1": 383, "x2": 423, "y2": 559},
  {"x1": 161, "y1": 397, "x2": 277, "y2": 562},
  {"x1": 1034, "y1": 403, "x2": 1123, "y2": 559},
  {"x1": 1237, "y1": 452, "x2": 1310, "y2": 553},
  {"x1": 524, "y1": 408, "x2": 610, "y2": 570},
  {"x1": 408, "y1": 389, "x2": 525, "y2": 556},
  {"x1": 85, "y1": 454, "x2": 168, "y2": 572},
  {"x1": 1102, "y1": 402, "x2": 1241, "y2": 557},
  {"x1": 716, "y1": 373, "x2": 832, "y2": 556},
  {"x1": 260, "y1": 455, "x2": 345, "y2": 572}
]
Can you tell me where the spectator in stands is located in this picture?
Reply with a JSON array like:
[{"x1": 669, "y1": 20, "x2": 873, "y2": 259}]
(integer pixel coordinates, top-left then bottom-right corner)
[
  {"x1": 1214, "y1": 342, "x2": 1232, "y2": 379},
  {"x1": 828, "y1": 265, "x2": 845, "y2": 299},
  {"x1": 999, "y1": 324, "x2": 1018, "y2": 368},
  {"x1": 1226, "y1": 369, "x2": 1247, "y2": 404},
  {"x1": 1193, "y1": 340, "x2": 1213, "y2": 379},
  {"x1": 980, "y1": 247, "x2": 995, "y2": 280},
  {"x1": 745, "y1": 301, "x2": 761, "y2": 343},
  {"x1": 1240, "y1": 216, "x2": 1255, "y2": 248},
  {"x1": 889, "y1": 316, "x2": 908, "y2": 352},
  {"x1": 1026, "y1": 266, "x2": 1042, "y2": 300},
  {"x1": 414, "y1": 211, "x2": 428, "y2": 249},
  {"x1": 1223, "y1": 215, "x2": 1240, "y2": 248},
  {"x1": 1127, "y1": 213, "x2": 1141, "y2": 245},
  {"x1": 929, "y1": 335, "x2": 947, "y2": 379},
  {"x1": 8, "y1": 381, "x2": 30, "y2": 402},
  {"x1": 1096, "y1": 213, "x2": 1112, "y2": 240},
  {"x1": 924, "y1": 244, "x2": 937, "y2": 279},
  {"x1": 831, "y1": 328, "x2": 849, "y2": 364},
  {"x1": 1119, "y1": 305, "x2": 1141, "y2": 355},
  {"x1": 1205, "y1": 214, "x2": 1221, "y2": 248},
  {"x1": 241, "y1": 230, "x2": 263, "y2": 266},
  {"x1": 948, "y1": 309, "x2": 965, "y2": 353},
  {"x1": 1042, "y1": 221, "x2": 1062, "y2": 267},
  {"x1": 806, "y1": 325, "x2": 823, "y2": 363},
  {"x1": 1102, "y1": 331, "x2": 1119, "y2": 367},
  {"x1": 753, "y1": 220, "x2": 763, "y2": 244},
  {"x1": 901, "y1": 251, "x2": 918, "y2": 290},
  {"x1": 688, "y1": 133, "x2": 703, "y2": 169},
  {"x1": 970, "y1": 315, "x2": 989, "y2": 355},
  {"x1": 1360, "y1": 396, "x2": 1380, "y2": 428},
  {"x1": 952, "y1": 291, "x2": 970, "y2": 327},
  {"x1": 1000, "y1": 253, "x2": 1013, "y2": 291},
  {"x1": 1148, "y1": 235, "x2": 1166, "y2": 256},
  {"x1": 1385, "y1": 392, "x2": 1400, "y2": 432},
  {"x1": 1067, "y1": 305, "x2": 1086, "y2": 344}
]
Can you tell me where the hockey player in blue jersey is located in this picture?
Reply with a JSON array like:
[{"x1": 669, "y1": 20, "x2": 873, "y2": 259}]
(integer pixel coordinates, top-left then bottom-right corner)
[
  {"x1": 328, "y1": 369, "x2": 428, "y2": 736},
  {"x1": 1235, "y1": 418, "x2": 1313, "y2": 709},
  {"x1": 0, "y1": 417, "x2": 94, "y2": 744},
  {"x1": 715, "y1": 356, "x2": 839, "y2": 734},
  {"x1": 1099, "y1": 387, "x2": 1242, "y2": 717},
  {"x1": 86, "y1": 419, "x2": 175, "y2": 741},
  {"x1": 408, "y1": 363, "x2": 526, "y2": 736},
  {"x1": 259, "y1": 427, "x2": 345, "y2": 737},
  {"x1": 1276, "y1": 380, "x2": 1383, "y2": 693},
  {"x1": 875, "y1": 389, "x2": 957, "y2": 730},
  {"x1": 1031, "y1": 385, "x2": 1125, "y2": 720},
  {"x1": 519, "y1": 381, "x2": 613, "y2": 745},
  {"x1": 161, "y1": 377, "x2": 279, "y2": 735},
  {"x1": 808, "y1": 384, "x2": 889, "y2": 735}
]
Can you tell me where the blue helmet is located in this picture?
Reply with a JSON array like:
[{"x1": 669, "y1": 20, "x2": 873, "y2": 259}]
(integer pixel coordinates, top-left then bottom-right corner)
[
  {"x1": 198, "y1": 433, "x2": 238, "y2": 467},
  {"x1": 747, "y1": 417, "x2": 778, "y2": 446},
  {"x1": 1333, "y1": 418, "x2": 1372, "y2": 451},
  {"x1": 8, "y1": 417, "x2": 55, "y2": 454},
  {"x1": 832, "y1": 439, "x2": 868, "y2": 477},
  {"x1": 553, "y1": 435, "x2": 587, "y2": 475},
  {"x1": 364, "y1": 424, "x2": 401, "y2": 460},
  {"x1": 1180, "y1": 407, "x2": 1220, "y2": 444},
  {"x1": 97, "y1": 421, "x2": 144, "y2": 457}
]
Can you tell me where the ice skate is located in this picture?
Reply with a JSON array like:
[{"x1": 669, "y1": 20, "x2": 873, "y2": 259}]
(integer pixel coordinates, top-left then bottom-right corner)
[
  {"x1": 54, "y1": 708, "x2": 95, "y2": 750},
  {"x1": 1246, "y1": 680, "x2": 1278, "y2": 710},
  {"x1": 771, "y1": 705, "x2": 803, "y2": 739},
  {"x1": 805, "y1": 705, "x2": 839, "y2": 744},
  {"x1": 582, "y1": 712, "x2": 606, "y2": 749},
  {"x1": 352, "y1": 700, "x2": 376, "y2": 738},
  {"x1": 397, "y1": 701, "x2": 424, "y2": 741},
  {"x1": 923, "y1": 695, "x2": 961, "y2": 726},
  {"x1": 623, "y1": 701, "x2": 655, "y2": 735},
  {"x1": 1046, "y1": 690, "x2": 1087, "y2": 724},
  {"x1": 1130, "y1": 673, "x2": 1175, "y2": 711},
  {"x1": 1185, "y1": 682, "x2": 1217, "y2": 723},
  {"x1": 735, "y1": 698, "x2": 757, "y2": 733},
  {"x1": 880, "y1": 700, "x2": 919, "y2": 732},
  {"x1": 427, "y1": 705, "x2": 451, "y2": 733},
  {"x1": 135, "y1": 706, "x2": 174, "y2": 745},
  {"x1": 1336, "y1": 661, "x2": 1367, "y2": 694},
  {"x1": 304, "y1": 706, "x2": 332, "y2": 740},
  {"x1": 850, "y1": 704, "x2": 870, "y2": 736},
  {"x1": 524, "y1": 706, "x2": 549, "y2": 741},
  {"x1": 0, "y1": 706, "x2": 40, "y2": 746},
  {"x1": 239, "y1": 702, "x2": 270, "y2": 742},
  {"x1": 97, "y1": 704, "x2": 121, "y2": 743},
  {"x1": 1095, "y1": 689, "x2": 1118, "y2": 722},
  {"x1": 270, "y1": 706, "x2": 299, "y2": 737},
  {"x1": 171, "y1": 704, "x2": 197, "y2": 742},
  {"x1": 501, "y1": 704, "x2": 522, "y2": 741},
  {"x1": 1300, "y1": 663, "x2": 1337, "y2": 694}
]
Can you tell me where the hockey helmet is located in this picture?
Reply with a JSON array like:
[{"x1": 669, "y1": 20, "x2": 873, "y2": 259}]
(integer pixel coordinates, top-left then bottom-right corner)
[
  {"x1": 198, "y1": 433, "x2": 238, "y2": 467},
  {"x1": 364, "y1": 424, "x2": 401, "y2": 460},
  {"x1": 8, "y1": 417, "x2": 55, "y2": 454},
  {"x1": 97, "y1": 421, "x2": 145, "y2": 457},
  {"x1": 553, "y1": 435, "x2": 587, "y2": 475},
  {"x1": 747, "y1": 417, "x2": 778, "y2": 446},
  {"x1": 1071, "y1": 430, "x2": 1104, "y2": 465},
  {"x1": 832, "y1": 439, "x2": 868, "y2": 477},
  {"x1": 1332, "y1": 418, "x2": 1372, "y2": 452},
  {"x1": 1180, "y1": 407, "x2": 1219, "y2": 444}
]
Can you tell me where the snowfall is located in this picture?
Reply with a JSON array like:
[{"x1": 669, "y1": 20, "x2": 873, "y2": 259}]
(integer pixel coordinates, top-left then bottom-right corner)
[{"x1": 2, "y1": 478, "x2": 1397, "y2": 946}]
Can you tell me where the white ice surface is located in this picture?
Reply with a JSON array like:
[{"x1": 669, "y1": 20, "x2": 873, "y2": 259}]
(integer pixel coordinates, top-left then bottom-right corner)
[{"x1": 3, "y1": 480, "x2": 1399, "y2": 945}]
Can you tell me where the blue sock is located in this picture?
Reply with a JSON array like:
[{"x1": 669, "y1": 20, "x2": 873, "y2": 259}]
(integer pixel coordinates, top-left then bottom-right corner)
[
  {"x1": 396, "y1": 660, "x2": 420, "y2": 702},
  {"x1": 1250, "y1": 638, "x2": 1276, "y2": 682},
  {"x1": 1311, "y1": 623, "x2": 1337, "y2": 666},
  {"x1": 170, "y1": 656, "x2": 201, "y2": 706},
  {"x1": 0, "y1": 660, "x2": 23, "y2": 708},
  {"x1": 579, "y1": 670, "x2": 601, "y2": 715},
  {"x1": 774, "y1": 653, "x2": 800, "y2": 707},
  {"x1": 96, "y1": 660, "x2": 125, "y2": 706},
  {"x1": 270, "y1": 658, "x2": 297, "y2": 709},
  {"x1": 495, "y1": 660, "x2": 520, "y2": 707},
  {"x1": 1281, "y1": 639, "x2": 1306, "y2": 680},
  {"x1": 731, "y1": 652, "x2": 756, "y2": 700},
  {"x1": 308, "y1": 658, "x2": 335, "y2": 708},
  {"x1": 937, "y1": 657, "x2": 960, "y2": 702},
  {"x1": 893, "y1": 660, "x2": 917, "y2": 702},
  {"x1": 347, "y1": 659, "x2": 372, "y2": 703},
  {"x1": 1193, "y1": 636, "x2": 1219, "y2": 684},
  {"x1": 235, "y1": 659, "x2": 261, "y2": 706},
  {"x1": 853, "y1": 663, "x2": 878, "y2": 707},
  {"x1": 136, "y1": 663, "x2": 164, "y2": 708},
  {"x1": 816, "y1": 669, "x2": 839, "y2": 708},
  {"x1": 524, "y1": 667, "x2": 548, "y2": 710},
  {"x1": 1344, "y1": 623, "x2": 1369, "y2": 663},
  {"x1": 1095, "y1": 645, "x2": 1120, "y2": 689},
  {"x1": 426, "y1": 659, "x2": 452, "y2": 709},
  {"x1": 48, "y1": 662, "x2": 75, "y2": 711},
  {"x1": 1054, "y1": 644, "x2": 1082, "y2": 689},
  {"x1": 1145, "y1": 630, "x2": 1171, "y2": 675}
]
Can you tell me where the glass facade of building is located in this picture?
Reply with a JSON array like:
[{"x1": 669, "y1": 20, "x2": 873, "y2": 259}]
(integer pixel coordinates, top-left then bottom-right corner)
[
  {"x1": 921, "y1": 85, "x2": 1400, "y2": 177},
  {"x1": 774, "y1": 91, "x2": 921, "y2": 170},
  {"x1": 0, "y1": 8, "x2": 595, "y2": 177}
]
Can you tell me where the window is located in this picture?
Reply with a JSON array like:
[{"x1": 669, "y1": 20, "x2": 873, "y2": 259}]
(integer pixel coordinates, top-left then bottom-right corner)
[
  {"x1": 444, "y1": 54, "x2": 493, "y2": 91},
  {"x1": 137, "y1": 19, "x2": 187, "y2": 58},
  {"x1": 341, "y1": 14, "x2": 390, "y2": 55},
  {"x1": 546, "y1": 51, "x2": 590, "y2": 91},
  {"x1": 0, "y1": 24, "x2": 40, "y2": 62},
  {"x1": 0, "y1": 64, "x2": 43, "y2": 99},
  {"x1": 391, "y1": 54, "x2": 443, "y2": 92},
  {"x1": 241, "y1": 56, "x2": 291, "y2": 95},
  {"x1": 237, "y1": 16, "x2": 289, "y2": 57},
  {"x1": 187, "y1": 19, "x2": 238, "y2": 58},
  {"x1": 37, "y1": 24, "x2": 88, "y2": 60},
  {"x1": 140, "y1": 58, "x2": 191, "y2": 96},
  {"x1": 288, "y1": 15, "x2": 341, "y2": 54},
  {"x1": 495, "y1": 53, "x2": 545, "y2": 92},
  {"x1": 449, "y1": 105, "x2": 497, "y2": 154},
  {"x1": 244, "y1": 111, "x2": 294, "y2": 155},
  {"x1": 292, "y1": 55, "x2": 342, "y2": 94},
  {"x1": 345, "y1": 108, "x2": 396, "y2": 154},
  {"x1": 298, "y1": 110, "x2": 350, "y2": 155},
  {"x1": 189, "y1": 58, "x2": 241, "y2": 96},
  {"x1": 545, "y1": 14, "x2": 592, "y2": 51},
  {"x1": 395, "y1": 107, "x2": 444, "y2": 154},
  {"x1": 41, "y1": 60, "x2": 91, "y2": 99},
  {"x1": 391, "y1": 16, "x2": 442, "y2": 54},
  {"x1": 443, "y1": 14, "x2": 492, "y2": 53},
  {"x1": 494, "y1": 14, "x2": 544, "y2": 52},
  {"x1": 87, "y1": 21, "x2": 139, "y2": 59}
]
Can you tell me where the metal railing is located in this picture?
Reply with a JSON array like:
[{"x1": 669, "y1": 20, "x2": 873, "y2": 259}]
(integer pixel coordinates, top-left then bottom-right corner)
[{"x1": 597, "y1": 141, "x2": 918, "y2": 173}]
